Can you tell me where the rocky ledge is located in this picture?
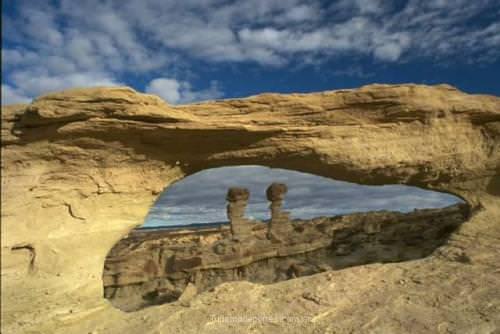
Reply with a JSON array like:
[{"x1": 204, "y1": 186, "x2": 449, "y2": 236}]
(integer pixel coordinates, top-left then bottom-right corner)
[
  {"x1": 1, "y1": 84, "x2": 499, "y2": 333},
  {"x1": 104, "y1": 203, "x2": 469, "y2": 311}
]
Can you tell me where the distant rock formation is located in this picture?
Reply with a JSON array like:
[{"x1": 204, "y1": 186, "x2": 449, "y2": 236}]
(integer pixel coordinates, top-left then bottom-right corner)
[
  {"x1": 103, "y1": 203, "x2": 469, "y2": 311},
  {"x1": 266, "y1": 182, "x2": 290, "y2": 241},
  {"x1": 226, "y1": 187, "x2": 252, "y2": 241}
]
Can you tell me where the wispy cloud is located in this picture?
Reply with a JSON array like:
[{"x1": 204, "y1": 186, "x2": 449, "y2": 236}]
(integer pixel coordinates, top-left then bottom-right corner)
[
  {"x1": 1, "y1": 84, "x2": 31, "y2": 105},
  {"x1": 332, "y1": 66, "x2": 375, "y2": 78},
  {"x1": 2, "y1": 0, "x2": 499, "y2": 105},
  {"x1": 144, "y1": 166, "x2": 462, "y2": 227},
  {"x1": 145, "y1": 78, "x2": 223, "y2": 104}
]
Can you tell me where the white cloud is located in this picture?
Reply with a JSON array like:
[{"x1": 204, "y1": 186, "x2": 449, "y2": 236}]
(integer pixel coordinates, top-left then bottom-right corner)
[
  {"x1": 2, "y1": 0, "x2": 499, "y2": 102},
  {"x1": 354, "y1": 0, "x2": 387, "y2": 14},
  {"x1": 239, "y1": 28, "x2": 286, "y2": 49},
  {"x1": 1, "y1": 49, "x2": 39, "y2": 67},
  {"x1": 374, "y1": 42, "x2": 405, "y2": 61},
  {"x1": 21, "y1": 4, "x2": 64, "y2": 47},
  {"x1": 146, "y1": 78, "x2": 223, "y2": 104},
  {"x1": 143, "y1": 166, "x2": 462, "y2": 227},
  {"x1": 1, "y1": 70, "x2": 121, "y2": 105},
  {"x1": 1, "y1": 84, "x2": 32, "y2": 105},
  {"x1": 332, "y1": 66, "x2": 374, "y2": 78},
  {"x1": 179, "y1": 81, "x2": 224, "y2": 104},
  {"x1": 274, "y1": 4, "x2": 319, "y2": 23},
  {"x1": 145, "y1": 78, "x2": 181, "y2": 104},
  {"x1": 10, "y1": 71, "x2": 121, "y2": 98},
  {"x1": 90, "y1": 0, "x2": 499, "y2": 66}
]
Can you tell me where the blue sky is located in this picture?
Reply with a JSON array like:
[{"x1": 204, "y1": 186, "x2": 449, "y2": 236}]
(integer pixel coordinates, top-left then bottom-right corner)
[
  {"x1": 2, "y1": 0, "x2": 500, "y2": 105},
  {"x1": 144, "y1": 166, "x2": 461, "y2": 227}
]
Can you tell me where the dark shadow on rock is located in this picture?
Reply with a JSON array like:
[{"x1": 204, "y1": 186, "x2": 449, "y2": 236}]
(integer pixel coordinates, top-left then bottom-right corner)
[{"x1": 103, "y1": 202, "x2": 470, "y2": 312}]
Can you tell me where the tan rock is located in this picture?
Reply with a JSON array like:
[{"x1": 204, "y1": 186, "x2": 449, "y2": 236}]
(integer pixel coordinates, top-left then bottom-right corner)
[
  {"x1": 1, "y1": 84, "x2": 499, "y2": 333},
  {"x1": 178, "y1": 283, "x2": 198, "y2": 307}
]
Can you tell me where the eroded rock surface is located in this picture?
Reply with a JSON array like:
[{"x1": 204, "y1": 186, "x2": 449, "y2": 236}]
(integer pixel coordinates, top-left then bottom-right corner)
[
  {"x1": 266, "y1": 182, "x2": 290, "y2": 241},
  {"x1": 226, "y1": 187, "x2": 253, "y2": 241},
  {"x1": 103, "y1": 204, "x2": 469, "y2": 311},
  {"x1": 1, "y1": 84, "x2": 499, "y2": 333}
]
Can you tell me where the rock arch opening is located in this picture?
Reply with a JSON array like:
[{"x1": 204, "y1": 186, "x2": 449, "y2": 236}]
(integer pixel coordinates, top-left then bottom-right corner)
[{"x1": 103, "y1": 166, "x2": 469, "y2": 312}]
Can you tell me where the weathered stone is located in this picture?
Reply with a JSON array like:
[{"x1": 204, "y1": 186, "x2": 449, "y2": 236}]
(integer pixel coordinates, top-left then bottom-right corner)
[
  {"x1": 226, "y1": 187, "x2": 250, "y2": 203},
  {"x1": 364, "y1": 221, "x2": 382, "y2": 234},
  {"x1": 213, "y1": 242, "x2": 227, "y2": 255},
  {"x1": 266, "y1": 183, "x2": 291, "y2": 241},
  {"x1": 226, "y1": 187, "x2": 254, "y2": 241},
  {"x1": 302, "y1": 291, "x2": 321, "y2": 304},
  {"x1": 266, "y1": 182, "x2": 288, "y2": 201},
  {"x1": 103, "y1": 204, "x2": 468, "y2": 311},
  {"x1": 172, "y1": 256, "x2": 202, "y2": 271},
  {"x1": 1, "y1": 84, "x2": 499, "y2": 333},
  {"x1": 178, "y1": 283, "x2": 197, "y2": 307}
]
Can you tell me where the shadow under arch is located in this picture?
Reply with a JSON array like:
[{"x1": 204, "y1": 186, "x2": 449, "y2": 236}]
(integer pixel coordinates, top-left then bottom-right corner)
[{"x1": 103, "y1": 165, "x2": 471, "y2": 312}]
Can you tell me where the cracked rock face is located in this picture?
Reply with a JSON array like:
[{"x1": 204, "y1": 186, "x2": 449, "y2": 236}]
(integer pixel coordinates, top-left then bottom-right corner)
[
  {"x1": 103, "y1": 204, "x2": 469, "y2": 312},
  {"x1": 1, "y1": 84, "x2": 499, "y2": 334}
]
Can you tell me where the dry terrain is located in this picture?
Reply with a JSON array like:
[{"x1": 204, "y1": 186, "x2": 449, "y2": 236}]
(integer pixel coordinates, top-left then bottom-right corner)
[{"x1": 1, "y1": 84, "x2": 499, "y2": 333}]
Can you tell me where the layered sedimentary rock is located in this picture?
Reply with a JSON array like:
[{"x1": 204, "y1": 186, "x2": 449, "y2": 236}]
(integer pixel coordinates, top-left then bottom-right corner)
[
  {"x1": 266, "y1": 182, "x2": 290, "y2": 240},
  {"x1": 1, "y1": 84, "x2": 500, "y2": 334},
  {"x1": 104, "y1": 204, "x2": 469, "y2": 311},
  {"x1": 226, "y1": 187, "x2": 253, "y2": 241}
]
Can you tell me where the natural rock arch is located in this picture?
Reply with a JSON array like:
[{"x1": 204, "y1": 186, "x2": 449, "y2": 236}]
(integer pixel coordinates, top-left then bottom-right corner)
[
  {"x1": 1, "y1": 84, "x2": 499, "y2": 333},
  {"x1": 102, "y1": 166, "x2": 468, "y2": 312}
]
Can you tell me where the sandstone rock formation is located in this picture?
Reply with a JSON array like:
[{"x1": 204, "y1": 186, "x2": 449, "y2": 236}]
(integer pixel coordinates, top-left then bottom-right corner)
[
  {"x1": 226, "y1": 187, "x2": 252, "y2": 241},
  {"x1": 1, "y1": 84, "x2": 499, "y2": 333},
  {"x1": 266, "y1": 182, "x2": 290, "y2": 241},
  {"x1": 103, "y1": 204, "x2": 469, "y2": 312}
]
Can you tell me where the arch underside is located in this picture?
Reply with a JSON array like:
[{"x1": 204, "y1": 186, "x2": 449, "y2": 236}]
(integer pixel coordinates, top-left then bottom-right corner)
[{"x1": 1, "y1": 84, "x2": 499, "y2": 333}]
